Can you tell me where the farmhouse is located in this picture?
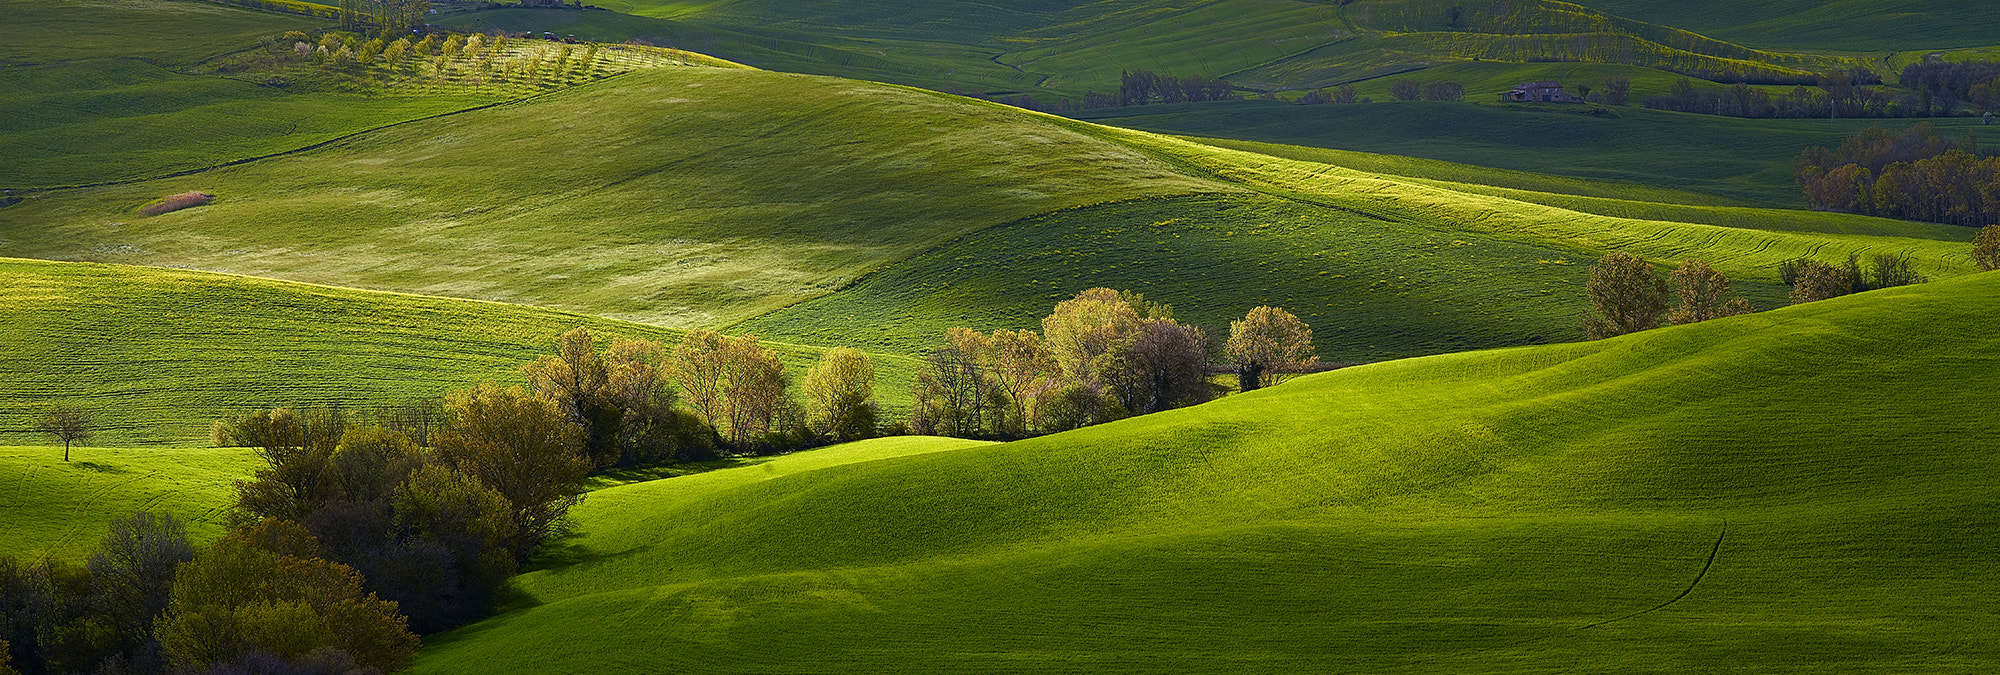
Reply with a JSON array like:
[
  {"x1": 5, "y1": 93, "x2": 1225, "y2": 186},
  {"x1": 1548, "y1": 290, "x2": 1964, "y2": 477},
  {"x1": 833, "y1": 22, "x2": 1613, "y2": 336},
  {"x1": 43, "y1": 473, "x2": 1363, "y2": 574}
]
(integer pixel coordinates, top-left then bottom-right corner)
[{"x1": 1502, "y1": 81, "x2": 1582, "y2": 103}]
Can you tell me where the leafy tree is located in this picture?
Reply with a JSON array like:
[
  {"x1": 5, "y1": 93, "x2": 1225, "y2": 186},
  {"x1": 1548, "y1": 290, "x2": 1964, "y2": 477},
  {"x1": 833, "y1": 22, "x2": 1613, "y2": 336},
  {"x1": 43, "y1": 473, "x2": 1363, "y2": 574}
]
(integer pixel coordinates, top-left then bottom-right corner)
[
  {"x1": 1973, "y1": 225, "x2": 2000, "y2": 271},
  {"x1": 1225, "y1": 306, "x2": 1315, "y2": 390},
  {"x1": 34, "y1": 403, "x2": 93, "y2": 462},
  {"x1": 1042, "y1": 288, "x2": 1143, "y2": 397},
  {"x1": 1789, "y1": 259, "x2": 1854, "y2": 304},
  {"x1": 1118, "y1": 319, "x2": 1211, "y2": 413},
  {"x1": 1390, "y1": 79, "x2": 1423, "y2": 101},
  {"x1": 1604, "y1": 77, "x2": 1631, "y2": 106},
  {"x1": 1869, "y1": 254, "x2": 1927, "y2": 288},
  {"x1": 1582, "y1": 252, "x2": 1668, "y2": 339},
  {"x1": 1668, "y1": 259, "x2": 1752, "y2": 324},
  {"x1": 433, "y1": 383, "x2": 588, "y2": 560},
  {"x1": 987, "y1": 330, "x2": 1058, "y2": 436},
  {"x1": 803, "y1": 348, "x2": 877, "y2": 443},
  {"x1": 155, "y1": 526, "x2": 417, "y2": 673}
]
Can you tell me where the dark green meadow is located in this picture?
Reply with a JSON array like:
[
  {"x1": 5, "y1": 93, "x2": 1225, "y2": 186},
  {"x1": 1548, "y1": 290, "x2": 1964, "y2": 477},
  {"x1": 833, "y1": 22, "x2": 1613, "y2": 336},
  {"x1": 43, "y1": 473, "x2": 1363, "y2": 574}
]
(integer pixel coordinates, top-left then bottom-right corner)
[
  {"x1": 1076, "y1": 99, "x2": 1999, "y2": 207},
  {"x1": 1, "y1": 1, "x2": 1997, "y2": 671},
  {"x1": 411, "y1": 272, "x2": 2000, "y2": 673}
]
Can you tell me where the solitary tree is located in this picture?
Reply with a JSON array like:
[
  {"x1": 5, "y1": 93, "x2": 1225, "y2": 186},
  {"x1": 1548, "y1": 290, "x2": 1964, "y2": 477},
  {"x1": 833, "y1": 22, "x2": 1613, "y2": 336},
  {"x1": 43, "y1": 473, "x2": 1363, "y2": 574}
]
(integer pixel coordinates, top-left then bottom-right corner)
[
  {"x1": 1668, "y1": 259, "x2": 1753, "y2": 324},
  {"x1": 1973, "y1": 225, "x2": 2000, "y2": 271},
  {"x1": 1582, "y1": 252, "x2": 1668, "y2": 339},
  {"x1": 35, "y1": 403, "x2": 94, "y2": 462},
  {"x1": 803, "y1": 348, "x2": 877, "y2": 443},
  {"x1": 1226, "y1": 306, "x2": 1316, "y2": 391}
]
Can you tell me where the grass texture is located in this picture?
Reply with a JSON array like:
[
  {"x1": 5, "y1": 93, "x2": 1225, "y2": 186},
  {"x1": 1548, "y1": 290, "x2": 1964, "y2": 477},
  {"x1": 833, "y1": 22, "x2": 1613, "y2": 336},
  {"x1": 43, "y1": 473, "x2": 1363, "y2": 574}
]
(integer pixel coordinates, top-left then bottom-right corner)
[
  {"x1": 0, "y1": 446, "x2": 258, "y2": 561},
  {"x1": 0, "y1": 258, "x2": 919, "y2": 447},
  {"x1": 411, "y1": 270, "x2": 2000, "y2": 673}
]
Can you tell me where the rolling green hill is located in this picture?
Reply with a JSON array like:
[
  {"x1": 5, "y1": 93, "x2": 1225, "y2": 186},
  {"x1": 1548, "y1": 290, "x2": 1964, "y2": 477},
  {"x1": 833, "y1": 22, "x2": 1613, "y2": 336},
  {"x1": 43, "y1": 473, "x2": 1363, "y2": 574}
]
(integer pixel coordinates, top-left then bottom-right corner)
[
  {"x1": 1075, "y1": 100, "x2": 1998, "y2": 207},
  {"x1": 0, "y1": 258, "x2": 919, "y2": 447},
  {"x1": 445, "y1": 0, "x2": 1882, "y2": 97},
  {"x1": 1572, "y1": 0, "x2": 2000, "y2": 52},
  {"x1": 412, "y1": 270, "x2": 2000, "y2": 673},
  {"x1": 4, "y1": 66, "x2": 1979, "y2": 367}
]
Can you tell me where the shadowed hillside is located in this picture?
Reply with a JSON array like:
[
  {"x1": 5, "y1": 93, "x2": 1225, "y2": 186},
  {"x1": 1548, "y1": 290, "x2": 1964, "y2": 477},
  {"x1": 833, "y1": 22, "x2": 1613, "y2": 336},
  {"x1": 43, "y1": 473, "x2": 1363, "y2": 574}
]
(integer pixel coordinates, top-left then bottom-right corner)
[{"x1": 412, "y1": 271, "x2": 2000, "y2": 673}]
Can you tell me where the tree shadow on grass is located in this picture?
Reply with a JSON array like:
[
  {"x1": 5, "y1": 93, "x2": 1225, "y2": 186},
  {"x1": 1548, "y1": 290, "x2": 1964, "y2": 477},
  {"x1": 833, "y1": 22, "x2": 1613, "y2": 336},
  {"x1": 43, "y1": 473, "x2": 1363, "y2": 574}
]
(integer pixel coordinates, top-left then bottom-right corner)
[{"x1": 69, "y1": 461, "x2": 126, "y2": 473}]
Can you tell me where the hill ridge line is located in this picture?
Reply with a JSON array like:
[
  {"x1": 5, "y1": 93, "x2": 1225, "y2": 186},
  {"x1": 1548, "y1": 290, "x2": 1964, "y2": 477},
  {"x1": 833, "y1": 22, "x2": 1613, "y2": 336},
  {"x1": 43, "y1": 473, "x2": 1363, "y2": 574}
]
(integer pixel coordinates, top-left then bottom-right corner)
[{"x1": 2, "y1": 71, "x2": 641, "y2": 194}]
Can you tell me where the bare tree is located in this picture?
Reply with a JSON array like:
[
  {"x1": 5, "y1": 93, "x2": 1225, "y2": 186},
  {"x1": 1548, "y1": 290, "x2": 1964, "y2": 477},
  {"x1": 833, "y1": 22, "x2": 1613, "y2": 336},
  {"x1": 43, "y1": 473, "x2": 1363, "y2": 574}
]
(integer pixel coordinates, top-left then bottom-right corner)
[
  {"x1": 717, "y1": 334, "x2": 788, "y2": 444},
  {"x1": 1582, "y1": 252, "x2": 1668, "y2": 339},
  {"x1": 669, "y1": 330, "x2": 730, "y2": 431},
  {"x1": 35, "y1": 403, "x2": 94, "y2": 462}
]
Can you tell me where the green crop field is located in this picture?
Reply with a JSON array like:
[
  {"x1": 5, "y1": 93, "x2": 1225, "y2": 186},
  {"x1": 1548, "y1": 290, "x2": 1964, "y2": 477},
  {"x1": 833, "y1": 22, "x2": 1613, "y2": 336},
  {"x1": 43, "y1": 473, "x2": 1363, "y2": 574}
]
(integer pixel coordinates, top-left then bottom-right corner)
[
  {"x1": 0, "y1": 258, "x2": 919, "y2": 447},
  {"x1": 6, "y1": 66, "x2": 1979, "y2": 370},
  {"x1": 1572, "y1": 0, "x2": 2000, "y2": 52},
  {"x1": 0, "y1": 445, "x2": 257, "y2": 561},
  {"x1": 411, "y1": 271, "x2": 2000, "y2": 673},
  {"x1": 1075, "y1": 100, "x2": 1998, "y2": 207}
]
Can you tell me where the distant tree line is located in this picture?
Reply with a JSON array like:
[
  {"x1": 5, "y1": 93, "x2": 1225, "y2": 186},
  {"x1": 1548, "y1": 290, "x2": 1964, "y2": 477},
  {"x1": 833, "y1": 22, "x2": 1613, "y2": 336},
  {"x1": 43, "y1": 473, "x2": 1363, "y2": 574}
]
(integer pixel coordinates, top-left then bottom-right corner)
[
  {"x1": 1778, "y1": 253, "x2": 1931, "y2": 305},
  {"x1": 1899, "y1": 60, "x2": 2000, "y2": 113},
  {"x1": 1796, "y1": 124, "x2": 2000, "y2": 227},
  {"x1": 1296, "y1": 84, "x2": 1366, "y2": 105},
  {"x1": 1581, "y1": 245, "x2": 1948, "y2": 341},
  {"x1": 1632, "y1": 69, "x2": 1982, "y2": 120},
  {"x1": 911, "y1": 289, "x2": 1314, "y2": 439},
  {"x1": 960, "y1": 69, "x2": 1236, "y2": 113}
]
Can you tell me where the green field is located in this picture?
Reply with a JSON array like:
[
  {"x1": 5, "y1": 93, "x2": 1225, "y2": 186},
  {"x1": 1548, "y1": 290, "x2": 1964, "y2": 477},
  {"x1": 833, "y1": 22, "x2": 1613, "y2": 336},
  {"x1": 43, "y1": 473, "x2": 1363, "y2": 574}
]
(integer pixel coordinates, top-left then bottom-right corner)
[
  {"x1": 410, "y1": 271, "x2": 2000, "y2": 672},
  {"x1": 0, "y1": 445, "x2": 257, "y2": 561},
  {"x1": 0, "y1": 258, "x2": 919, "y2": 447},
  {"x1": 1572, "y1": 0, "x2": 2000, "y2": 52},
  {"x1": 5, "y1": 66, "x2": 1980, "y2": 371},
  {"x1": 1075, "y1": 100, "x2": 1998, "y2": 206}
]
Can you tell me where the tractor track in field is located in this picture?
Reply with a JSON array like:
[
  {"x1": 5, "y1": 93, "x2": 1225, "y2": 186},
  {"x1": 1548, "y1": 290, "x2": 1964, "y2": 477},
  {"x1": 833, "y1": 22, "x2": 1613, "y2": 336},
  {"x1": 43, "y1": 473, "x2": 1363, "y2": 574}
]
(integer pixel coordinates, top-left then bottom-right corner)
[
  {"x1": 1580, "y1": 521, "x2": 1726, "y2": 630},
  {"x1": 1395, "y1": 521, "x2": 1727, "y2": 667}
]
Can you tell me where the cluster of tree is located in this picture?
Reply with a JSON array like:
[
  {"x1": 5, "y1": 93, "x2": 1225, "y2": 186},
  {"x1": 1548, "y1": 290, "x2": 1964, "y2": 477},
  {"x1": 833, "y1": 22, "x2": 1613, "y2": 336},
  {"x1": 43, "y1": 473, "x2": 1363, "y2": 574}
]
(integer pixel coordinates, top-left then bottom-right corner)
[
  {"x1": 1296, "y1": 84, "x2": 1366, "y2": 105},
  {"x1": 5, "y1": 326, "x2": 888, "y2": 673},
  {"x1": 335, "y1": 0, "x2": 429, "y2": 35},
  {"x1": 911, "y1": 289, "x2": 1314, "y2": 438},
  {"x1": 207, "y1": 0, "x2": 341, "y2": 20},
  {"x1": 1581, "y1": 254, "x2": 1753, "y2": 339},
  {"x1": 1117, "y1": 70, "x2": 1235, "y2": 106},
  {"x1": 1389, "y1": 79, "x2": 1464, "y2": 102},
  {"x1": 1796, "y1": 124, "x2": 2000, "y2": 226},
  {"x1": 0, "y1": 512, "x2": 416, "y2": 675},
  {"x1": 1641, "y1": 71, "x2": 1946, "y2": 120},
  {"x1": 1899, "y1": 60, "x2": 2000, "y2": 113},
  {"x1": 1778, "y1": 253, "x2": 1930, "y2": 304}
]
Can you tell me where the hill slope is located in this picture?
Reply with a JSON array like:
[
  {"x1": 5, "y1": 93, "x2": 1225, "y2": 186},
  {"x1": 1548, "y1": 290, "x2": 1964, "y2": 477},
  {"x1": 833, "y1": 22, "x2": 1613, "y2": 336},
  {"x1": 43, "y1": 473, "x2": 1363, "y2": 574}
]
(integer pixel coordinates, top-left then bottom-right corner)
[
  {"x1": 0, "y1": 258, "x2": 917, "y2": 446},
  {"x1": 0, "y1": 445, "x2": 256, "y2": 561},
  {"x1": 412, "y1": 271, "x2": 2000, "y2": 673}
]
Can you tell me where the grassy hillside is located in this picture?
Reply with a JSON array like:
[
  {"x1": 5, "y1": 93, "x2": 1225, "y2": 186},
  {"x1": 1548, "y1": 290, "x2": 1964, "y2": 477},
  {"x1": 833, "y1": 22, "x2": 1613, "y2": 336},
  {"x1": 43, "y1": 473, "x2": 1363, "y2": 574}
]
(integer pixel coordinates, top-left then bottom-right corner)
[
  {"x1": 482, "y1": 0, "x2": 1865, "y2": 96},
  {"x1": 1075, "y1": 100, "x2": 1997, "y2": 206},
  {"x1": 413, "y1": 271, "x2": 2000, "y2": 673},
  {"x1": 0, "y1": 66, "x2": 1210, "y2": 327},
  {"x1": 0, "y1": 445, "x2": 256, "y2": 561},
  {"x1": 0, "y1": 258, "x2": 919, "y2": 447},
  {"x1": 6, "y1": 66, "x2": 1979, "y2": 366},
  {"x1": 1573, "y1": 0, "x2": 2000, "y2": 52}
]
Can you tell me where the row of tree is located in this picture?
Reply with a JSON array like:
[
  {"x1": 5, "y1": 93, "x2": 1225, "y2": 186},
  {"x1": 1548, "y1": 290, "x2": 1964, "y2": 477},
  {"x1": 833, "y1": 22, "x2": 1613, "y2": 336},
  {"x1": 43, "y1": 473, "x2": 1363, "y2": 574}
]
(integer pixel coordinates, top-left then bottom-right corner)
[
  {"x1": 1581, "y1": 255, "x2": 1753, "y2": 339},
  {"x1": 911, "y1": 289, "x2": 1315, "y2": 439},
  {"x1": 1797, "y1": 124, "x2": 2000, "y2": 227},
  {"x1": 1581, "y1": 243, "x2": 1962, "y2": 341},
  {"x1": 1642, "y1": 74, "x2": 1945, "y2": 119}
]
